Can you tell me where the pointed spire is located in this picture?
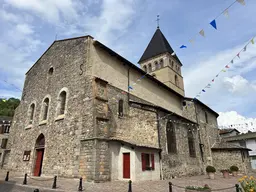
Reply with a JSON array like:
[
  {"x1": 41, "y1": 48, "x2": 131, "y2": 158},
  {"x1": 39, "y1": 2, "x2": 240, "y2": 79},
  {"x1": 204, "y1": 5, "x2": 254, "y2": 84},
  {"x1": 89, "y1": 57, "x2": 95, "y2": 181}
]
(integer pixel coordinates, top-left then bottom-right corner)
[{"x1": 138, "y1": 28, "x2": 175, "y2": 63}]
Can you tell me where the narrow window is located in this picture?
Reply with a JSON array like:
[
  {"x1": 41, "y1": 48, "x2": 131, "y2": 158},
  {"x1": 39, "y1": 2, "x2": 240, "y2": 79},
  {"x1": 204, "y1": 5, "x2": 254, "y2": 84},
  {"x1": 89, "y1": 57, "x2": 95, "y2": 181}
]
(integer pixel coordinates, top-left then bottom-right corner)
[
  {"x1": 159, "y1": 59, "x2": 163, "y2": 68},
  {"x1": 148, "y1": 63, "x2": 152, "y2": 72},
  {"x1": 1, "y1": 138, "x2": 8, "y2": 149},
  {"x1": 188, "y1": 129, "x2": 196, "y2": 157},
  {"x1": 42, "y1": 98, "x2": 49, "y2": 120},
  {"x1": 175, "y1": 75, "x2": 179, "y2": 86},
  {"x1": 118, "y1": 99, "x2": 124, "y2": 117},
  {"x1": 59, "y1": 91, "x2": 67, "y2": 115},
  {"x1": 155, "y1": 61, "x2": 159, "y2": 70},
  {"x1": 23, "y1": 151, "x2": 31, "y2": 161},
  {"x1": 171, "y1": 61, "x2": 174, "y2": 68},
  {"x1": 166, "y1": 122, "x2": 177, "y2": 153},
  {"x1": 4, "y1": 125, "x2": 10, "y2": 133},
  {"x1": 205, "y1": 112, "x2": 208, "y2": 123},
  {"x1": 29, "y1": 103, "x2": 35, "y2": 124},
  {"x1": 143, "y1": 65, "x2": 147, "y2": 72},
  {"x1": 48, "y1": 67, "x2": 54, "y2": 75}
]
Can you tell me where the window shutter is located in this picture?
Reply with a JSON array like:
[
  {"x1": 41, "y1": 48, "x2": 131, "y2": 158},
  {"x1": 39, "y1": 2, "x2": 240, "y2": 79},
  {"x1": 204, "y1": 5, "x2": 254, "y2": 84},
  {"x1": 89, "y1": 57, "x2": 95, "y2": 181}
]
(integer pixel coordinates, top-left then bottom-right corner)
[
  {"x1": 151, "y1": 154, "x2": 155, "y2": 170},
  {"x1": 0, "y1": 126, "x2": 3, "y2": 134},
  {"x1": 141, "y1": 153, "x2": 146, "y2": 171}
]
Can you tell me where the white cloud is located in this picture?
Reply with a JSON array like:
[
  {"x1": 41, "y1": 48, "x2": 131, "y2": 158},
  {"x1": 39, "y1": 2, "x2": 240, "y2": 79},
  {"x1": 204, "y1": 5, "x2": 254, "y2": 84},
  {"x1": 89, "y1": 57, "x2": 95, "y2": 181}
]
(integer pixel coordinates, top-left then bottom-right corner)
[
  {"x1": 4, "y1": 0, "x2": 83, "y2": 23},
  {"x1": 218, "y1": 111, "x2": 256, "y2": 133},
  {"x1": 16, "y1": 23, "x2": 34, "y2": 35}
]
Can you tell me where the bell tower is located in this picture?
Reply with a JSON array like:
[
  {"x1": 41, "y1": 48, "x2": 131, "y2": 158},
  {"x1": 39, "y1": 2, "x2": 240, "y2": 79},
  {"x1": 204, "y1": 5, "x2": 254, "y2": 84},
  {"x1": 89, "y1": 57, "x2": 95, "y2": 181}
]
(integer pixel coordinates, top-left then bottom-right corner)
[{"x1": 138, "y1": 28, "x2": 185, "y2": 96}]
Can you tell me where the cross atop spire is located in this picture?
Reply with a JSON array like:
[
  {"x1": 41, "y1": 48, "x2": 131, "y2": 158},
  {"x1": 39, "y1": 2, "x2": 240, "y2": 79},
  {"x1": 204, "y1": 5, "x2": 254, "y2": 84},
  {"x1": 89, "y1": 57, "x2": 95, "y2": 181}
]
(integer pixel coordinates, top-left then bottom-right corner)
[{"x1": 156, "y1": 15, "x2": 160, "y2": 29}]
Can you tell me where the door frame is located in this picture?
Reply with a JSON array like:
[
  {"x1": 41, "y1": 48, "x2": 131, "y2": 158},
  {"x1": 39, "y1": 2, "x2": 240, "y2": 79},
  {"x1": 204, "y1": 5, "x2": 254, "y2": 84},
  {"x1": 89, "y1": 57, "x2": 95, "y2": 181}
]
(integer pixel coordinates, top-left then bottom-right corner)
[{"x1": 123, "y1": 153, "x2": 130, "y2": 179}]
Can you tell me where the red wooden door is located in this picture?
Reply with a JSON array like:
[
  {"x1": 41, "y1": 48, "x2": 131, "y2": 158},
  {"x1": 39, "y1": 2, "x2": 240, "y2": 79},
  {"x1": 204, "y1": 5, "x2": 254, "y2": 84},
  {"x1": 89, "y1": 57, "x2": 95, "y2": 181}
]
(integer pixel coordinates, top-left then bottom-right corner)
[
  {"x1": 34, "y1": 149, "x2": 44, "y2": 176},
  {"x1": 123, "y1": 153, "x2": 130, "y2": 179}
]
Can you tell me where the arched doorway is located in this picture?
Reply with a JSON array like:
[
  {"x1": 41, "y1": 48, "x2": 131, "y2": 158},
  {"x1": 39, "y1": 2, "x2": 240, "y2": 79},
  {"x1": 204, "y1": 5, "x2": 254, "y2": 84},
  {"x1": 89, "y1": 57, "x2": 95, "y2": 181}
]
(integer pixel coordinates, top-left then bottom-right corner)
[{"x1": 34, "y1": 134, "x2": 45, "y2": 176}]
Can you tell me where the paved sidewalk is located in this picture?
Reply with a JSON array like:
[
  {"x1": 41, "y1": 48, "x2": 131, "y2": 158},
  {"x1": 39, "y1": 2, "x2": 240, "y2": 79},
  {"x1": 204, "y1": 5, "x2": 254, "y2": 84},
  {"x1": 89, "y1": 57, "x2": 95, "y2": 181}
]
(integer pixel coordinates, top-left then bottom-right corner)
[{"x1": 0, "y1": 170, "x2": 246, "y2": 192}]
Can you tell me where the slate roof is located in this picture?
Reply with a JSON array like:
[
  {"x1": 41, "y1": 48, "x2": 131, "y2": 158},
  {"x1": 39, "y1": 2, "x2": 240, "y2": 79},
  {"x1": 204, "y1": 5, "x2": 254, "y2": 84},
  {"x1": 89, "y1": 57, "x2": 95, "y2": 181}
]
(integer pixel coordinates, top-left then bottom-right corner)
[
  {"x1": 138, "y1": 28, "x2": 175, "y2": 63},
  {"x1": 224, "y1": 132, "x2": 256, "y2": 141},
  {"x1": 211, "y1": 141, "x2": 251, "y2": 151}
]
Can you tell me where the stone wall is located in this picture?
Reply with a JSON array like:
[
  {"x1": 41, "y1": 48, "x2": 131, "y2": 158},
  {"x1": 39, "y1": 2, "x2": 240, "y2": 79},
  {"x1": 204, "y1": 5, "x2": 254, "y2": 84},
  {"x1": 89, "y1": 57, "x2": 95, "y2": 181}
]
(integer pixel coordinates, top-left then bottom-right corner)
[
  {"x1": 183, "y1": 100, "x2": 220, "y2": 167},
  {"x1": 212, "y1": 149, "x2": 251, "y2": 173},
  {"x1": 158, "y1": 111, "x2": 203, "y2": 179},
  {"x1": 6, "y1": 36, "x2": 95, "y2": 178}
]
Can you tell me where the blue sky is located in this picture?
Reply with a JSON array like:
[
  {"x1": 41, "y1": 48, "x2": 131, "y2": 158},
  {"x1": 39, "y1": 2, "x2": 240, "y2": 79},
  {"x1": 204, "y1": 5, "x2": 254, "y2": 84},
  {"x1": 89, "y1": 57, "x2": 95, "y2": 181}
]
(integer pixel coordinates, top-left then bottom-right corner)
[{"x1": 1, "y1": 0, "x2": 256, "y2": 129}]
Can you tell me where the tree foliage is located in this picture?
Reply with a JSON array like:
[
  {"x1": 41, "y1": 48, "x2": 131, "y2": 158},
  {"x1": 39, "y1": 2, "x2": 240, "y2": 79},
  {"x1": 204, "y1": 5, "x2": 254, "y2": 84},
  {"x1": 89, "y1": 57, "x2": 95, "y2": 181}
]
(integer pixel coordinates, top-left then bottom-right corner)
[{"x1": 0, "y1": 98, "x2": 20, "y2": 117}]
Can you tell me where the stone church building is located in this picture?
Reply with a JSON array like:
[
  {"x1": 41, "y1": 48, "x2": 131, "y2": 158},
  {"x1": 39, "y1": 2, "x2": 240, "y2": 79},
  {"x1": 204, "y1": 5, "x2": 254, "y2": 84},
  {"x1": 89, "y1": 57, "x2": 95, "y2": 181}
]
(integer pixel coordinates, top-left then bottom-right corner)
[{"x1": 5, "y1": 27, "x2": 251, "y2": 182}]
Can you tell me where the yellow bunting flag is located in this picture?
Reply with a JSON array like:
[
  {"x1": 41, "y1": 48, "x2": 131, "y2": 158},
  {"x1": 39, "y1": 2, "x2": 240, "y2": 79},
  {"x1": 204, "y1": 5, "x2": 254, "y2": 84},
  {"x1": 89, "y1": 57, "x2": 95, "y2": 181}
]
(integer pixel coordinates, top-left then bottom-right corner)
[
  {"x1": 237, "y1": 0, "x2": 245, "y2": 5},
  {"x1": 251, "y1": 38, "x2": 255, "y2": 44},
  {"x1": 199, "y1": 29, "x2": 205, "y2": 37},
  {"x1": 222, "y1": 69, "x2": 226, "y2": 72},
  {"x1": 189, "y1": 39, "x2": 194, "y2": 44}
]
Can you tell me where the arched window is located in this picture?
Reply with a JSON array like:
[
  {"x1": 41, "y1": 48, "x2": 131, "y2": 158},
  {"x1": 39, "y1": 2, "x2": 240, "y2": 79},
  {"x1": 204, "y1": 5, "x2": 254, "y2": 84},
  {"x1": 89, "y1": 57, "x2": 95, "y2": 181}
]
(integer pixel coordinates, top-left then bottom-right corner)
[
  {"x1": 143, "y1": 65, "x2": 147, "y2": 72},
  {"x1": 188, "y1": 129, "x2": 196, "y2": 157},
  {"x1": 29, "y1": 103, "x2": 35, "y2": 124},
  {"x1": 148, "y1": 63, "x2": 152, "y2": 72},
  {"x1": 155, "y1": 61, "x2": 159, "y2": 70},
  {"x1": 166, "y1": 122, "x2": 177, "y2": 153},
  {"x1": 42, "y1": 98, "x2": 49, "y2": 120},
  {"x1": 175, "y1": 75, "x2": 179, "y2": 86},
  {"x1": 159, "y1": 59, "x2": 163, "y2": 68},
  {"x1": 205, "y1": 112, "x2": 208, "y2": 123},
  {"x1": 35, "y1": 134, "x2": 45, "y2": 149},
  {"x1": 58, "y1": 91, "x2": 67, "y2": 115},
  {"x1": 118, "y1": 99, "x2": 124, "y2": 117}
]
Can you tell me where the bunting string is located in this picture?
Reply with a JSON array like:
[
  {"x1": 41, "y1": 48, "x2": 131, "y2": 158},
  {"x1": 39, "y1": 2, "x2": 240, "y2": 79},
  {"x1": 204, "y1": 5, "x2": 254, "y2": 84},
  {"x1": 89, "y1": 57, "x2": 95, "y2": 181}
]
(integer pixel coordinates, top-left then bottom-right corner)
[
  {"x1": 193, "y1": 35, "x2": 255, "y2": 100},
  {"x1": 180, "y1": 0, "x2": 246, "y2": 48}
]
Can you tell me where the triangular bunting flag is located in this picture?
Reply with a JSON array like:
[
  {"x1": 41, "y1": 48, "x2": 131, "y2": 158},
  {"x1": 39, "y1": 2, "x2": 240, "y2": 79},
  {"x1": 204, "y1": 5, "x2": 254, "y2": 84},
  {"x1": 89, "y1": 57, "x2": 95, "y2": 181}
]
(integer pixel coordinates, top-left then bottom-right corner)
[
  {"x1": 202, "y1": 89, "x2": 206, "y2": 92},
  {"x1": 237, "y1": 53, "x2": 240, "y2": 58},
  {"x1": 225, "y1": 65, "x2": 230, "y2": 68},
  {"x1": 251, "y1": 38, "x2": 255, "y2": 44},
  {"x1": 199, "y1": 29, "x2": 205, "y2": 37},
  {"x1": 189, "y1": 39, "x2": 194, "y2": 44},
  {"x1": 223, "y1": 9, "x2": 229, "y2": 18},
  {"x1": 212, "y1": 79, "x2": 215, "y2": 82},
  {"x1": 237, "y1": 0, "x2": 245, "y2": 5},
  {"x1": 222, "y1": 69, "x2": 226, "y2": 72},
  {"x1": 243, "y1": 46, "x2": 247, "y2": 52},
  {"x1": 216, "y1": 74, "x2": 219, "y2": 77},
  {"x1": 128, "y1": 86, "x2": 133, "y2": 90},
  {"x1": 210, "y1": 20, "x2": 217, "y2": 30},
  {"x1": 180, "y1": 45, "x2": 187, "y2": 49},
  {"x1": 231, "y1": 60, "x2": 234, "y2": 64}
]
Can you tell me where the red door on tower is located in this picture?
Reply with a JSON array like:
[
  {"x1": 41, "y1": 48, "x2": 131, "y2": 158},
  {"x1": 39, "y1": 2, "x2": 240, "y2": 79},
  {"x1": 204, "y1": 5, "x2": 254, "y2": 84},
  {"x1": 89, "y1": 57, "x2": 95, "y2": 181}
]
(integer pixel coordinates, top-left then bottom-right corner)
[
  {"x1": 34, "y1": 149, "x2": 44, "y2": 176},
  {"x1": 123, "y1": 153, "x2": 130, "y2": 179}
]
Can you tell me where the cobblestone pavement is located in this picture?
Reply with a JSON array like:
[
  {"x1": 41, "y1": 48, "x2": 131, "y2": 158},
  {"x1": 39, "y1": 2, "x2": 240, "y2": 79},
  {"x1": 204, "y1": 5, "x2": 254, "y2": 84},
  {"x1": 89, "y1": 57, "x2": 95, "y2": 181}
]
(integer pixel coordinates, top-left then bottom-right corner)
[{"x1": 0, "y1": 170, "x2": 249, "y2": 192}]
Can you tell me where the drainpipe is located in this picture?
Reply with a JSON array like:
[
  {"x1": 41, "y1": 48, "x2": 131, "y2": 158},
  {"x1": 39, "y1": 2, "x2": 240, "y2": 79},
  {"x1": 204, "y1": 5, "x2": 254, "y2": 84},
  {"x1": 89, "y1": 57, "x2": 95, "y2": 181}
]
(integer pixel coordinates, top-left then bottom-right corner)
[{"x1": 156, "y1": 111, "x2": 163, "y2": 180}]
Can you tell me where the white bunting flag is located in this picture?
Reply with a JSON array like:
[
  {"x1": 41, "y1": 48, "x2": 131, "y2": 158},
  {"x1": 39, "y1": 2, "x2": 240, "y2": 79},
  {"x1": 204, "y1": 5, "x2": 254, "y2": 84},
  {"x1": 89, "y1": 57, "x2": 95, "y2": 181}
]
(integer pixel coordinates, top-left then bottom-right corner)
[{"x1": 223, "y1": 9, "x2": 229, "y2": 18}]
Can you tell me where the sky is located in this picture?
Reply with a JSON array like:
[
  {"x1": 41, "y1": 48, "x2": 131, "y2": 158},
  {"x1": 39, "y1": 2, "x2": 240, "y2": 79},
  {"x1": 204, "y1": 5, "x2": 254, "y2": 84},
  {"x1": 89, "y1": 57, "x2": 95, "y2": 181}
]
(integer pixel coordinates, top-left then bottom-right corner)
[{"x1": 0, "y1": 0, "x2": 256, "y2": 132}]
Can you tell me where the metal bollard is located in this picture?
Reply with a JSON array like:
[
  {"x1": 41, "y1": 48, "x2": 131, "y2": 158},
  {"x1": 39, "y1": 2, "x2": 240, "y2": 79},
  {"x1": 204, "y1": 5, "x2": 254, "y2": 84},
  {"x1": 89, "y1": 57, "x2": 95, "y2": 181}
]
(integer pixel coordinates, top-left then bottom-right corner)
[
  {"x1": 169, "y1": 182, "x2": 172, "y2": 192},
  {"x1": 52, "y1": 176, "x2": 57, "y2": 189},
  {"x1": 23, "y1": 173, "x2": 27, "y2": 185},
  {"x1": 235, "y1": 184, "x2": 240, "y2": 192},
  {"x1": 5, "y1": 171, "x2": 9, "y2": 181},
  {"x1": 34, "y1": 189, "x2": 39, "y2": 192},
  {"x1": 78, "y1": 177, "x2": 83, "y2": 191},
  {"x1": 128, "y1": 180, "x2": 132, "y2": 192}
]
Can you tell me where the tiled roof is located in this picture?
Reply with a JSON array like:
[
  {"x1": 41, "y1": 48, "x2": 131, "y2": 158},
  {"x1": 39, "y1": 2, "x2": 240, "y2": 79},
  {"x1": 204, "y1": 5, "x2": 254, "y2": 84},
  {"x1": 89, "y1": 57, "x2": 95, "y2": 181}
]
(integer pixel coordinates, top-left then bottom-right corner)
[
  {"x1": 211, "y1": 141, "x2": 251, "y2": 151},
  {"x1": 138, "y1": 28, "x2": 175, "y2": 63},
  {"x1": 219, "y1": 129, "x2": 240, "y2": 135},
  {"x1": 109, "y1": 137, "x2": 161, "y2": 150}
]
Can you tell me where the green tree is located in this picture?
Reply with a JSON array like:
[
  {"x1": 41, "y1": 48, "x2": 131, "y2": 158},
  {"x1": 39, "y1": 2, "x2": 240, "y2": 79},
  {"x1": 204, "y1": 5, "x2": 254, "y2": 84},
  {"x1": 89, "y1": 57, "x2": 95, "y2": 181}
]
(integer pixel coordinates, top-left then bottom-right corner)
[{"x1": 0, "y1": 98, "x2": 20, "y2": 117}]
